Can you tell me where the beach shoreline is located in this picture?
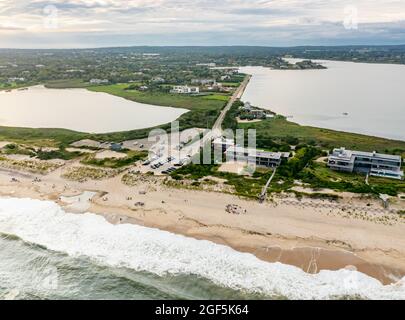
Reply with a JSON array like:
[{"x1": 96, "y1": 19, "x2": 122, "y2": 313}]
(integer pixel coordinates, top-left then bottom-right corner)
[{"x1": 1, "y1": 162, "x2": 405, "y2": 286}]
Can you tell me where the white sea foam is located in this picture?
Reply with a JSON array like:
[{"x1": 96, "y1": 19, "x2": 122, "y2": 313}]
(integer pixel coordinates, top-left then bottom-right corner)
[{"x1": 0, "y1": 197, "x2": 404, "y2": 300}]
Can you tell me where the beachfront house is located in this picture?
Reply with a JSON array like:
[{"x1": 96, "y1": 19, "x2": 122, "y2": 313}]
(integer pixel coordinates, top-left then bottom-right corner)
[
  {"x1": 225, "y1": 146, "x2": 290, "y2": 168},
  {"x1": 213, "y1": 138, "x2": 290, "y2": 168},
  {"x1": 328, "y1": 147, "x2": 404, "y2": 180},
  {"x1": 213, "y1": 138, "x2": 236, "y2": 153},
  {"x1": 170, "y1": 85, "x2": 200, "y2": 94}
]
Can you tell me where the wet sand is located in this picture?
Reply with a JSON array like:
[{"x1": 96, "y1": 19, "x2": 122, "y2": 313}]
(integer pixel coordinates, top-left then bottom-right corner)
[{"x1": 0, "y1": 161, "x2": 405, "y2": 285}]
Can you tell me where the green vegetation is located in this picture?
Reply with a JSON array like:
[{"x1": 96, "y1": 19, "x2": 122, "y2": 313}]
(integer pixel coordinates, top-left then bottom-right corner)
[
  {"x1": 0, "y1": 83, "x2": 32, "y2": 91},
  {"x1": 45, "y1": 79, "x2": 91, "y2": 89},
  {"x1": 0, "y1": 84, "x2": 228, "y2": 146},
  {"x1": 0, "y1": 126, "x2": 87, "y2": 147},
  {"x1": 1, "y1": 142, "x2": 84, "y2": 160},
  {"x1": 0, "y1": 157, "x2": 61, "y2": 174},
  {"x1": 222, "y1": 100, "x2": 243, "y2": 131},
  {"x1": 239, "y1": 116, "x2": 405, "y2": 155},
  {"x1": 81, "y1": 150, "x2": 148, "y2": 168},
  {"x1": 36, "y1": 147, "x2": 83, "y2": 161},
  {"x1": 172, "y1": 143, "x2": 405, "y2": 198},
  {"x1": 88, "y1": 83, "x2": 229, "y2": 132},
  {"x1": 299, "y1": 162, "x2": 405, "y2": 196},
  {"x1": 277, "y1": 147, "x2": 321, "y2": 178},
  {"x1": 172, "y1": 163, "x2": 277, "y2": 198},
  {"x1": 62, "y1": 166, "x2": 119, "y2": 182},
  {"x1": 2, "y1": 143, "x2": 35, "y2": 157},
  {"x1": 219, "y1": 82, "x2": 240, "y2": 87},
  {"x1": 292, "y1": 191, "x2": 341, "y2": 201}
]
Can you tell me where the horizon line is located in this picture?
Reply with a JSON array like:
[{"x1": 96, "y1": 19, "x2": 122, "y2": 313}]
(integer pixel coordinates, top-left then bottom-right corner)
[{"x1": 1, "y1": 44, "x2": 405, "y2": 51}]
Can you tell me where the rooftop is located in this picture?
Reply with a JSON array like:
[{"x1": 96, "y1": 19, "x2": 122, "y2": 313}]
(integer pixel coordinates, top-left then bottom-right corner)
[
  {"x1": 332, "y1": 147, "x2": 401, "y2": 161},
  {"x1": 226, "y1": 146, "x2": 286, "y2": 160}
]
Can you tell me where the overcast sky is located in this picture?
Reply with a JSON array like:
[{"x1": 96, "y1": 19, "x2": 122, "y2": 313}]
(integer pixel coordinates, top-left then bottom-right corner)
[{"x1": 1, "y1": 0, "x2": 405, "y2": 48}]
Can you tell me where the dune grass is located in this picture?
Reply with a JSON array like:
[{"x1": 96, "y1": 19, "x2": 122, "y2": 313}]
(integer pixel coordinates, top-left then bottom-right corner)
[{"x1": 239, "y1": 116, "x2": 405, "y2": 155}]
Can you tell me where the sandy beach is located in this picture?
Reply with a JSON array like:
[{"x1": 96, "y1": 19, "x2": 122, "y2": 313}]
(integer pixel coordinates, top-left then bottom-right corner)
[{"x1": 0, "y1": 160, "x2": 405, "y2": 285}]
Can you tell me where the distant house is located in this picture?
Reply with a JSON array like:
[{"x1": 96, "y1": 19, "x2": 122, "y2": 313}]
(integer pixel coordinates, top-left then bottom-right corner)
[
  {"x1": 151, "y1": 77, "x2": 165, "y2": 83},
  {"x1": 250, "y1": 109, "x2": 266, "y2": 118},
  {"x1": 89, "y1": 79, "x2": 109, "y2": 85},
  {"x1": 196, "y1": 63, "x2": 216, "y2": 67},
  {"x1": 139, "y1": 85, "x2": 149, "y2": 91},
  {"x1": 220, "y1": 75, "x2": 231, "y2": 81},
  {"x1": 191, "y1": 79, "x2": 216, "y2": 85},
  {"x1": 170, "y1": 86, "x2": 200, "y2": 94},
  {"x1": 239, "y1": 102, "x2": 270, "y2": 119},
  {"x1": 142, "y1": 53, "x2": 160, "y2": 57},
  {"x1": 7, "y1": 77, "x2": 25, "y2": 83},
  {"x1": 241, "y1": 102, "x2": 252, "y2": 112}
]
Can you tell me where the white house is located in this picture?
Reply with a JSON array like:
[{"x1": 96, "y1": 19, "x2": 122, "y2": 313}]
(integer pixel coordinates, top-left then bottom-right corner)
[
  {"x1": 213, "y1": 138, "x2": 290, "y2": 168},
  {"x1": 171, "y1": 86, "x2": 200, "y2": 94},
  {"x1": 152, "y1": 77, "x2": 165, "y2": 83},
  {"x1": 7, "y1": 77, "x2": 25, "y2": 83},
  {"x1": 191, "y1": 79, "x2": 216, "y2": 85},
  {"x1": 89, "y1": 79, "x2": 109, "y2": 85}
]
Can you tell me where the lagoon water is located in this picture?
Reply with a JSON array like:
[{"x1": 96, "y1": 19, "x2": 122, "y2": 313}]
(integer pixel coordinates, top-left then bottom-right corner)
[
  {"x1": 0, "y1": 197, "x2": 404, "y2": 300},
  {"x1": 240, "y1": 60, "x2": 405, "y2": 141},
  {"x1": 0, "y1": 86, "x2": 187, "y2": 133}
]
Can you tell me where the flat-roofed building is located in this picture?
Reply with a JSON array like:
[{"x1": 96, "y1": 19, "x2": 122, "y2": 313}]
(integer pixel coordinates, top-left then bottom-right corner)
[
  {"x1": 212, "y1": 137, "x2": 235, "y2": 153},
  {"x1": 225, "y1": 145, "x2": 289, "y2": 168},
  {"x1": 170, "y1": 85, "x2": 200, "y2": 94},
  {"x1": 213, "y1": 137, "x2": 290, "y2": 168},
  {"x1": 328, "y1": 147, "x2": 404, "y2": 180}
]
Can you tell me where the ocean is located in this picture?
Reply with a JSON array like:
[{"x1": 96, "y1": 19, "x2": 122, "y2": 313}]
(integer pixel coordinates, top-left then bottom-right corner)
[{"x1": 0, "y1": 197, "x2": 404, "y2": 300}]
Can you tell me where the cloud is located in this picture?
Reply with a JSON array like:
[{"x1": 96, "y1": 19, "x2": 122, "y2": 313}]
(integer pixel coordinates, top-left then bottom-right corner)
[{"x1": 0, "y1": 0, "x2": 405, "y2": 47}]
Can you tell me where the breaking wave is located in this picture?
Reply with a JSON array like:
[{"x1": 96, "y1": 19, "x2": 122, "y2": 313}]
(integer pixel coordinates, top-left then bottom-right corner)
[{"x1": 0, "y1": 197, "x2": 404, "y2": 300}]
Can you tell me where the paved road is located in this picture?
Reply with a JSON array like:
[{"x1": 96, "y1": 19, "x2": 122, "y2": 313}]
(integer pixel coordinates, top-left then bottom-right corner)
[
  {"x1": 155, "y1": 74, "x2": 252, "y2": 172},
  {"x1": 185, "y1": 74, "x2": 252, "y2": 157},
  {"x1": 212, "y1": 74, "x2": 252, "y2": 135}
]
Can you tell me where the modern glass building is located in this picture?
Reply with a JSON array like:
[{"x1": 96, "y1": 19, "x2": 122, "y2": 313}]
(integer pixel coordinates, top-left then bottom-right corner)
[{"x1": 328, "y1": 147, "x2": 404, "y2": 180}]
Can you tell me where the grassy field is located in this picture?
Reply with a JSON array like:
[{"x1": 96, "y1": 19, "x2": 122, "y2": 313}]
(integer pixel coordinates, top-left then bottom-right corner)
[
  {"x1": 0, "y1": 83, "x2": 34, "y2": 91},
  {"x1": 88, "y1": 84, "x2": 229, "y2": 134},
  {"x1": 301, "y1": 162, "x2": 405, "y2": 196},
  {"x1": 219, "y1": 82, "x2": 240, "y2": 87},
  {"x1": 88, "y1": 84, "x2": 228, "y2": 111},
  {"x1": 239, "y1": 116, "x2": 405, "y2": 155},
  {"x1": 171, "y1": 162, "x2": 276, "y2": 199},
  {"x1": 0, "y1": 83, "x2": 229, "y2": 146},
  {"x1": 45, "y1": 79, "x2": 91, "y2": 89},
  {"x1": 0, "y1": 127, "x2": 87, "y2": 147}
]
